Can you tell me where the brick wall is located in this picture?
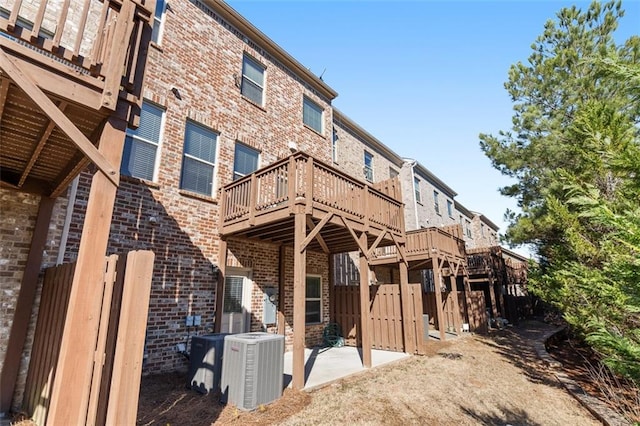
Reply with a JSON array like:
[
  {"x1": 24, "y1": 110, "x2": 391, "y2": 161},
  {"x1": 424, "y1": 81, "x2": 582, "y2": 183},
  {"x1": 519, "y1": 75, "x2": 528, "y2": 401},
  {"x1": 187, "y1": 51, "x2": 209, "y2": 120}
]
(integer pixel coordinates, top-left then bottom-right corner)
[
  {"x1": 63, "y1": 0, "x2": 335, "y2": 374},
  {"x1": 0, "y1": 188, "x2": 68, "y2": 410}
]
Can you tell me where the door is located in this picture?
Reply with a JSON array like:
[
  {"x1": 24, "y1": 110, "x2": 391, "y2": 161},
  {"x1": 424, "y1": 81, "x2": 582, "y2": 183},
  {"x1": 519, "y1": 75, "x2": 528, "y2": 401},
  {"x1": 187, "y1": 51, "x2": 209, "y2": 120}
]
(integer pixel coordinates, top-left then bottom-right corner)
[{"x1": 221, "y1": 270, "x2": 252, "y2": 333}]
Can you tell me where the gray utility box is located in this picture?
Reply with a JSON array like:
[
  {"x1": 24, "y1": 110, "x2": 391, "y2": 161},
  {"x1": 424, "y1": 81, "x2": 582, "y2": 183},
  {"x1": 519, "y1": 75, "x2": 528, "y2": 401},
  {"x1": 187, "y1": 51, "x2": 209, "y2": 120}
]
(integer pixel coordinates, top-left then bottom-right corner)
[
  {"x1": 188, "y1": 334, "x2": 229, "y2": 394},
  {"x1": 220, "y1": 332, "x2": 285, "y2": 411}
]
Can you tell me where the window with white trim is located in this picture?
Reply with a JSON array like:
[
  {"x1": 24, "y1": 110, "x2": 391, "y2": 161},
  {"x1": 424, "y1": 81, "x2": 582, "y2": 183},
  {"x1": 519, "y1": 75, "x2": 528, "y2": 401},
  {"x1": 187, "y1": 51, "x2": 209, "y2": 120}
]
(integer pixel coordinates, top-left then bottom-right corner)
[
  {"x1": 447, "y1": 200, "x2": 453, "y2": 218},
  {"x1": 305, "y1": 275, "x2": 322, "y2": 324},
  {"x1": 466, "y1": 219, "x2": 472, "y2": 238},
  {"x1": 303, "y1": 97, "x2": 323, "y2": 133},
  {"x1": 241, "y1": 55, "x2": 265, "y2": 105},
  {"x1": 433, "y1": 190, "x2": 440, "y2": 214},
  {"x1": 151, "y1": 0, "x2": 166, "y2": 44},
  {"x1": 121, "y1": 101, "x2": 164, "y2": 181},
  {"x1": 233, "y1": 143, "x2": 259, "y2": 180},
  {"x1": 363, "y1": 151, "x2": 374, "y2": 182},
  {"x1": 332, "y1": 128, "x2": 338, "y2": 163},
  {"x1": 414, "y1": 177, "x2": 421, "y2": 203},
  {"x1": 180, "y1": 121, "x2": 218, "y2": 196},
  {"x1": 389, "y1": 167, "x2": 399, "y2": 179}
]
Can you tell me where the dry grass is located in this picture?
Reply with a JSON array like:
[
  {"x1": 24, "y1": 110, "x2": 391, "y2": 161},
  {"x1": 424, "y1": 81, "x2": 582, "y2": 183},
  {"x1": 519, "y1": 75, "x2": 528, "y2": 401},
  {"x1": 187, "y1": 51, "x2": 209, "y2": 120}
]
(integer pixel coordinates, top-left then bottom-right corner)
[{"x1": 135, "y1": 326, "x2": 600, "y2": 426}]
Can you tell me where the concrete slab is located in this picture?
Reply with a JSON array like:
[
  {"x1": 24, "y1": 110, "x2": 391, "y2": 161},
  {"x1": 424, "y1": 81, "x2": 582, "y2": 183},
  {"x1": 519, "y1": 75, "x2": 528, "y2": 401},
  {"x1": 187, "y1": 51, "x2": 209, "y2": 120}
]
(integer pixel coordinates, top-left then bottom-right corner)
[{"x1": 283, "y1": 346, "x2": 411, "y2": 391}]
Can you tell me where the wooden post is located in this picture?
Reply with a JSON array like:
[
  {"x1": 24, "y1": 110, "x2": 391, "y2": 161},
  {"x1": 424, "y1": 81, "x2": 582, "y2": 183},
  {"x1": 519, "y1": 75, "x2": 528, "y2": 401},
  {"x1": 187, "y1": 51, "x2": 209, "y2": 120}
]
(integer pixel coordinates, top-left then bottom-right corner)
[
  {"x1": 462, "y1": 264, "x2": 473, "y2": 327},
  {"x1": 47, "y1": 109, "x2": 127, "y2": 426},
  {"x1": 488, "y1": 272, "x2": 498, "y2": 319},
  {"x1": 277, "y1": 245, "x2": 286, "y2": 335},
  {"x1": 449, "y1": 272, "x2": 462, "y2": 335},
  {"x1": 292, "y1": 211, "x2": 307, "y2": 390},
  {"x1": 398, "y1": 256, "x2": 416, "y2": 354},
  {"x1": 214, "y1": 239, "x2": 227, "y2": 333},
  {"x1": 433, "y1": 258, "x2": 446, "y2": 341},
  {"x1": 359, "y1": 233, "x2": 372, "y2": 368},
  {"x1": 329, "y1": 253, "x2": 335, "y2": 322},
  {"x1": 0, "y1": 196, "x2": 55, "y2": 412}
]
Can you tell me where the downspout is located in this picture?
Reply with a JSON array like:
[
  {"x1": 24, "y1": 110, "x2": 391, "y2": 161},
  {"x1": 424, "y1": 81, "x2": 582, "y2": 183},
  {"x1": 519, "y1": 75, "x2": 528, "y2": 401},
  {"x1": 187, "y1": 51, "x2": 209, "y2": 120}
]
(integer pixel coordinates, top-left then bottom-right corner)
[{"x1": 56, "y1": 175, "x2": 79, "y2": 265}]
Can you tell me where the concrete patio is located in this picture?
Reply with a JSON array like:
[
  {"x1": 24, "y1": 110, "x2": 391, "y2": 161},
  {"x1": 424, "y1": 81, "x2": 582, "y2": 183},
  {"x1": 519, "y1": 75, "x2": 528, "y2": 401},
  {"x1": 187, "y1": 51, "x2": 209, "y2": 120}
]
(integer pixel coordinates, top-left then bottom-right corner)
[{"x1": 283, "y1": 346, "x2": 411, "y2": 390}]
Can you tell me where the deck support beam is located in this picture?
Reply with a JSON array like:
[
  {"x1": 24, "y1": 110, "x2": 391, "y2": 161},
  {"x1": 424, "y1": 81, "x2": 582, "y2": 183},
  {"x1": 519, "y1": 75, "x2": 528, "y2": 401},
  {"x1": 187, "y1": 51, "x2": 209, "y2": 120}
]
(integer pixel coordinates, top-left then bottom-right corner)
[
  {"x1": 398, "y1": 256, "x2": 416, "y2": 354},
  {"x1": 434, "y1": 257, "x2": 446, "y2": 341},
  {"x1": 47, "y1": 107, "x2": 127, "y2": 425},
  {"x1": 277, "y1": 245, "x2": 286, "y2": 335},
  {"x1": 358, "y1": 232, "x2": 372, "y2": 368},
  {"x1": 292, "y1": 211, "x2": 307, "y2": 390},
  {"x1": 0, "y1": 196, "x2": 55, "y2": 413}
]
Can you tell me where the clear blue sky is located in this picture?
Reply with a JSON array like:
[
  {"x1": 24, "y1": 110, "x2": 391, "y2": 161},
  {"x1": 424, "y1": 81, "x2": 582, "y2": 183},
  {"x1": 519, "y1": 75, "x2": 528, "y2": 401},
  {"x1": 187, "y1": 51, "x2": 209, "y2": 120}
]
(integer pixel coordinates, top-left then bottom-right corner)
[{"x1": 227, "y1": 0, "x2": 639, "y2": 256}]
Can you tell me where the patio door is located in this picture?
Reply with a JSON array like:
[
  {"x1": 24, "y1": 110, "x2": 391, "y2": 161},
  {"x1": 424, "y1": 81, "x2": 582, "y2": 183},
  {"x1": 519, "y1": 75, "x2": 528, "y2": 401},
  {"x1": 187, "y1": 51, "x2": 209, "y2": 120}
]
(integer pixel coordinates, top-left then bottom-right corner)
[{"x1": 221, "y1": 270, "x2": 252, "y2": 333}]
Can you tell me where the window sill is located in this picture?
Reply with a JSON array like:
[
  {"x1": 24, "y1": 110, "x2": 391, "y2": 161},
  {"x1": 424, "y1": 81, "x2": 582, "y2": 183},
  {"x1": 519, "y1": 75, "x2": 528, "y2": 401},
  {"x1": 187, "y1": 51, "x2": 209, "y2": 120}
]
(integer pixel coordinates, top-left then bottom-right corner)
[
  {"x1": 150, "y1": 42, "x2": 163, "y2": 52},
  {"x1": 179, "y1": 189, "x2": 218, "y2": 204},
  {"x1": 241, "y1": 95, "x2": 266, "y2": 112},
  {"x1": 121, "y1": 175, "x2": 160, "y2": 189},
  {"x1": 303, "y1": 123, "x2": 325, "y2": 138}
]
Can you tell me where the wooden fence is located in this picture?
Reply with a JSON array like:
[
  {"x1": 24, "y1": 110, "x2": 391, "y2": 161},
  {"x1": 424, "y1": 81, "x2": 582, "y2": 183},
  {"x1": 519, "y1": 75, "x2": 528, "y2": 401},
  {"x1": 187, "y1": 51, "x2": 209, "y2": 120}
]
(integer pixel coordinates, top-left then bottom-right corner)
[
  {"x1": 423, "y1": 290, "x2": 487, "y2": 334},
  {"x1": 22, "y1": 250, "x2": 154, "y2": 425},
  {"x1": 332, "y1": 283, "x2": 424, "y2": 354}
]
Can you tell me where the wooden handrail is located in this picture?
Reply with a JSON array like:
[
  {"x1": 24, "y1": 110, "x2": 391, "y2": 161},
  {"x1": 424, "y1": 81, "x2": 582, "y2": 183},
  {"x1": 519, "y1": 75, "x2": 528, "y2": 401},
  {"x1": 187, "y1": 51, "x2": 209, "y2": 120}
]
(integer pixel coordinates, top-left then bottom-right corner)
[{"x1": 220, "y1": 152, "x2": 404, "y2": 233}]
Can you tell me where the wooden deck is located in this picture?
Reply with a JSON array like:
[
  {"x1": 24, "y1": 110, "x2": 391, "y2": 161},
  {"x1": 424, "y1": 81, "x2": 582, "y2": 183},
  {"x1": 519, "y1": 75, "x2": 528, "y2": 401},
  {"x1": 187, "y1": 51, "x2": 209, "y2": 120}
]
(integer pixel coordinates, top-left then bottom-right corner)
[
  {"x1": 371, "y1": 225, "x2": 467, "y2": 267},
  {"x1": 0, "y1": 1, "x2": 156, "y2": 421},
  {"x1": 0, "y1": 0, "x2": 154, "y2": 196},
  {"x1": 219, "y1": 152, "x2": 406, "y2": 253}
]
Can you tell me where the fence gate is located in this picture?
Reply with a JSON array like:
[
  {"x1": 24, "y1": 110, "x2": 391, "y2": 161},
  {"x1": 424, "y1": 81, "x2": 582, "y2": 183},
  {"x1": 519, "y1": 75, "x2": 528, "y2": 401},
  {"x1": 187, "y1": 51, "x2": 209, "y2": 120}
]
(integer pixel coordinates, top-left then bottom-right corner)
[
  {"x1": 21, "y1": 250, "x2": 154, "y2": 426},
  {"x1": 332, "y1": 283, "x2": 424, "y2": 354}
]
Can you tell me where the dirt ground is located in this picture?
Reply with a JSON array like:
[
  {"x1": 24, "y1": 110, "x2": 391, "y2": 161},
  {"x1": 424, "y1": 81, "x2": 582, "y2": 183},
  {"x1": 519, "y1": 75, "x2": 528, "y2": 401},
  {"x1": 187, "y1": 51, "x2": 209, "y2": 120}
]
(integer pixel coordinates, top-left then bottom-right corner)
[{"x1": 135, "y1": 320, "x2": 604, "y2": 426}]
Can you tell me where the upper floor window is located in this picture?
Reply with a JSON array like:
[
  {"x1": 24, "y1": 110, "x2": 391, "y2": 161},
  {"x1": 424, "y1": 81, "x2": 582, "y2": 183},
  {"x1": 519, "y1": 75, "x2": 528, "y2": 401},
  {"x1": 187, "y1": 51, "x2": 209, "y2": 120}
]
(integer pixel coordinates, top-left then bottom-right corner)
[
  {"x1": 233, "y1": 143, "x2": 259, "y2": 180},
  {"x1": 414, "y1": 177, "x2": 421, "y2": 203},
  {"x1": 121, "y1": 101, "x2": 164, "y2": 181},
  {"x1": 151, "y1": 0, "x2": 166, "y2": 44},
  {"x1": 433, "y1": 190, "x2": 440, "y2": 214},
  {"x1": 363, "y1": 151, "x2": 374, "y2": 182},
  {"x1": 466, "y1": 219, "x2": 472, "y2": 238},
  {"x1": 306, "y1": 275, "x2": 322, "y2": 324},
  {"x1": 481, "y1": 223, "x2": 486, "y2": 237},
  {"x1": 332, "y1": 128, "x2": 338, "y2": 163},
  {"x1": 180, "y1": 121, "x2": 218, "y2": 196},
  {"x1": 389, "y1": 167, "x2": 399, "y2": 179},
  {"x1": 303, "y1": 97, "x2": 323, "y2": 133},
  {"x1": 241, "y1": 55, "x2": 265, "y2": 105},
  {"x1": 447, "y1": 200, "x2": 453, "y2": 218}
]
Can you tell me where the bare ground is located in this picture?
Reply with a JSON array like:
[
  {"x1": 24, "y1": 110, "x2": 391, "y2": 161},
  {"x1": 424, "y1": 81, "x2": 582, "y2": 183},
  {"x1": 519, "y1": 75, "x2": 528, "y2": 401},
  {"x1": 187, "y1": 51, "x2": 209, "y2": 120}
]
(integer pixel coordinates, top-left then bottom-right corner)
[{"x1": 136, "y1": 321, "x2": 602, "y2": 426}]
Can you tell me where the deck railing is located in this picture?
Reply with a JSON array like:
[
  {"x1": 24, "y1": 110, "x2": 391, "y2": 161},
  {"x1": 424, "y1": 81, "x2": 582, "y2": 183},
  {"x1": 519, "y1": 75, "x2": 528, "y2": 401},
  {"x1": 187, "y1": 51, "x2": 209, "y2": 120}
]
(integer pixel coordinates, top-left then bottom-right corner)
[
  {"x1": 373, "y1": 226, "x2": 467, "y2": 261},
  {"x1": 1, "y1": 0, "x2": 154, "y2": 111},
  {"x1": 220, "y1": 152, "x2": 404, "y2": 234}
]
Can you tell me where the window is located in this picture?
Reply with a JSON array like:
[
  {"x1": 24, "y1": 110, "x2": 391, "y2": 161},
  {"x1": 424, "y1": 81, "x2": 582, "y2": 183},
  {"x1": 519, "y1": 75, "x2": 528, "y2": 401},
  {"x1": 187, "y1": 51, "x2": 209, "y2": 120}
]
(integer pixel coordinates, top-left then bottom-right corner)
[
  {"x1": 121, "y1": 101, "x2": 164, "y2": 181},
  {"x1": 447, "y1": 200, "x2": 453, "y2": 218},
  {"x1": 180, "y1": 121, "x2": 217, "y2": 196},
  {"x1": 233, "y1": 143, "x2": 259, "y2": 180},
  {"x1": 306, "y1": 275, "x2": 322, "y2": 324},
  {"x1": 241, "y1": 55, "x2": 265, "y2": 105},
  {"x1": 414, "y1": 177, "x2": 421, "y2": 203},
  {"x1": 466, "y1": 219, "x2": 472, "y2": 238},
  {"x1": 363, "y1": 151, "x2": 374, "y2": 182},
  {"x1": 332, "y1": 128, "x2": 338, "y2": 163},
  {"x1": 389, "y1": 167, "x2": 399, "y2": 179},
  {"x1": 481, "y1": 223, "x2": 485, "y2": 237},
  {"x1": 303, "y1": 97, "x2": 323, "y2": 133},
  {"x1": 433, "y1": 190, "x2": 440, "y2": 214},
  {"x1": 151, "y1": 0, "x2": 166, "y2": 44}
]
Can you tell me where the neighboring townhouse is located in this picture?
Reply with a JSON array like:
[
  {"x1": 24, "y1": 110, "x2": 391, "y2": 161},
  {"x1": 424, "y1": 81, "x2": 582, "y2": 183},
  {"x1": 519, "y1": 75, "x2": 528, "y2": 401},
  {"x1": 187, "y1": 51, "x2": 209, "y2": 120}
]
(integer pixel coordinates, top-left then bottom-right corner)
[
  {"x1": 332, "y1": 109, "x2": 403, "y2": 184},
  {"x1": 455, "y1": 200, "x2": 476, "y2": 248},
  {"x1": 401, "y1": 159, "x2": 458, "y2": 231},
  {"x1": 472, "y1": 212, "x2": 500, "y2": 247}
]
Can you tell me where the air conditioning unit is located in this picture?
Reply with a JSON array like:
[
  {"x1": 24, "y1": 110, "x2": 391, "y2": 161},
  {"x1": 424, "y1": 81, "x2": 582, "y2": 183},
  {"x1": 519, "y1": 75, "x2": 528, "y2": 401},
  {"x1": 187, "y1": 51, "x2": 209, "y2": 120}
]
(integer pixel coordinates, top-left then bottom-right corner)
[
  {"x1": 188, "y1": 334, "x2": 229, "y2": 394},
  {"x1": 220, "y1": 332, "x2": 285, "y2": 411}
]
